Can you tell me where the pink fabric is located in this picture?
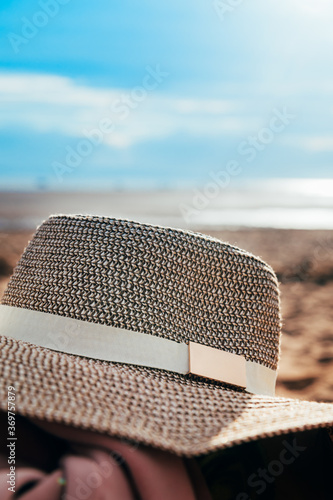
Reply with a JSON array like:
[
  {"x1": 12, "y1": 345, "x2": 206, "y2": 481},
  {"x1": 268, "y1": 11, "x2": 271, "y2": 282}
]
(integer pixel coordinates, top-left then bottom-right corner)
[{"x1": 0, "y1": 416, "x2": 212, "y2": 500}]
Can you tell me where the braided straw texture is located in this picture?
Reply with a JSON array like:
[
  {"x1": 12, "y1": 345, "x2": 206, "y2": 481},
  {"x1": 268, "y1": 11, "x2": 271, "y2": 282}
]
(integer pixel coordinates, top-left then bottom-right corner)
[
  {"x1": 1, "y1": 336, "x2": 333, "y2": 456},
  {"x1": 1, "y1": 214, "x2": 333, "y2": 456},
  {"x1": 2, "y1": 214, "x2": 281, "y2": 369}
]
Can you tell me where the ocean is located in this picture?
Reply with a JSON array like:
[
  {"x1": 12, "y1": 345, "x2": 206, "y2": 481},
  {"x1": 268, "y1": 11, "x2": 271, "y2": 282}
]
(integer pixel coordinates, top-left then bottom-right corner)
[{"x1": 0, "y1": 179, "x2": 332, "y2": 231}]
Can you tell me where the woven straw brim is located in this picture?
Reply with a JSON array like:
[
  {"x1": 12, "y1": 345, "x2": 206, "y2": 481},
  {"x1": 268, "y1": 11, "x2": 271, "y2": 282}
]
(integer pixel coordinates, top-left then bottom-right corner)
[{"x1": 1, "y1": 335, "x2": 333, "y2": 457}]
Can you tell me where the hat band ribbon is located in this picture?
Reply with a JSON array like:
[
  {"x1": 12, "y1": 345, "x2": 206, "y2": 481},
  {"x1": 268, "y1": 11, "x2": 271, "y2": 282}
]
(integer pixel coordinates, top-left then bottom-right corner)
[{"x1": 0, "y1": 305, "x2": 276, "y2": 396}]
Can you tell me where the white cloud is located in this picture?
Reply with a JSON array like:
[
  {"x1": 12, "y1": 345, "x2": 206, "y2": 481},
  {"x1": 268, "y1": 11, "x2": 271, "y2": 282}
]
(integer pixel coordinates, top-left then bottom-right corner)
[
  {"x1": 0, "y1": 72, "x2": 252, "y2": 148},
  {"x1": 305, "y1": 136, "x2": 333, "y2": 152},
  {"x1": 283, "y1": 135, "x2": 333, "y2": 152},
  {"x1": 289, "y1": 0, "x2": 333, "y2": 15},
  {"x1": 172, "y1": 98, "x2": 237, "y2": 114},
  {"x1": 0, "y1": 73, "x2": 115, "y2": 105}
]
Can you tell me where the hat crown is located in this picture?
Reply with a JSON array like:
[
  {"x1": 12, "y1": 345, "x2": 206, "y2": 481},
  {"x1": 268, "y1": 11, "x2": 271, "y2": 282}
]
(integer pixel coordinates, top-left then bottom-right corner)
[{"x1": 2, "y1": 215, "x2": 281, "y2": 371}]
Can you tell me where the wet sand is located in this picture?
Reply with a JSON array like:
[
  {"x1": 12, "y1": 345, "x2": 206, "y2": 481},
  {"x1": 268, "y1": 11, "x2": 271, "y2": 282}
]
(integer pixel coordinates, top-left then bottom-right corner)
[{"x1": 0, "y1": 227, "x2": 332, "y2": 402}]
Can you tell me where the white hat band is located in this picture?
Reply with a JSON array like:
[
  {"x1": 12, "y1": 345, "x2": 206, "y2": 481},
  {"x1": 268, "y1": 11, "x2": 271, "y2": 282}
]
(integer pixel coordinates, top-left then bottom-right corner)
[{"x1": 0, "y1": 304, "x2": 276, "y2": 396}]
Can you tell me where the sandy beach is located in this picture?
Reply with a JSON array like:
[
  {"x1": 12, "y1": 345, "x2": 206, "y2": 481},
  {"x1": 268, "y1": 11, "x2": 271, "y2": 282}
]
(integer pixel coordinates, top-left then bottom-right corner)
[{"x1": 1, "y1": 222, "x2": 332, "y2": 403}]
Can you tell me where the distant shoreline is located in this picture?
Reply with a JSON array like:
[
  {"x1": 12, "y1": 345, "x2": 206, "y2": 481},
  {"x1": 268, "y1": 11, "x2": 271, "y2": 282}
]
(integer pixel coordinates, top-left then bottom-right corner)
[{"x1": 1, "y1": 188, "x2": 333, "y2": 231}]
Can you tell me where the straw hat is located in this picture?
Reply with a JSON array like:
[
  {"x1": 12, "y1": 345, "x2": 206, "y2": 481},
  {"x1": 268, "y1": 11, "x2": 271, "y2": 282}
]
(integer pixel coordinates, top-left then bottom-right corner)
[{"x1": 1, "y1": 214, "x2": 333, "y2": 456}]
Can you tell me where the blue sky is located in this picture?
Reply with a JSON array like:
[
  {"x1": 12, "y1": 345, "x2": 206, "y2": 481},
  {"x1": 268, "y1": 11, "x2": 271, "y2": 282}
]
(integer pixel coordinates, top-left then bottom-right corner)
[{"x1": 0, "y1": 0, "x2": 333, "y2": 190}]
